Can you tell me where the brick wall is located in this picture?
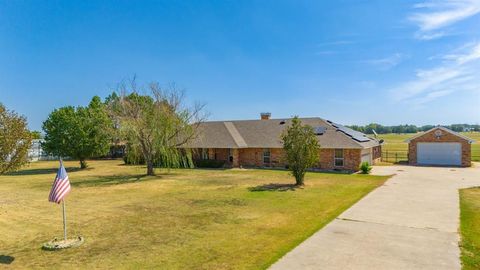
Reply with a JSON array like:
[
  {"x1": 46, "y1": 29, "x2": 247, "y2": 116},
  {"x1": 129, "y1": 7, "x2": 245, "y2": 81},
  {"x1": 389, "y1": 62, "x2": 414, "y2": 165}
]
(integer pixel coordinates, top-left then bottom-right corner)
[
  {"x1": 344, "y1": 149, "x2": 362, "y2": 170},
  {"x1": 193, "y1": 147, "x2": 370, "y2": 171},
  {"x1": 319, "y1": 149, "x2": 334, "y2": 169},
  {"x1": 408, "y1": 128, "x2": 471, "y2": 167},
  {"x1": 319, "y1": 148, "x2": 361, "y2": 171},
  {"x1": 238, "y1": 148, "x2": 286, "y2": 167}
]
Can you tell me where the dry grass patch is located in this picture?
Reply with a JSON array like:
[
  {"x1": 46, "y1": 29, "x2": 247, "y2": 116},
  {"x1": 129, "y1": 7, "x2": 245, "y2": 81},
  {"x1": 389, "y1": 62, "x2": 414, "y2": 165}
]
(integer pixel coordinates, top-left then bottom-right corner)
[{"x1": 0, "y1": 160, "x2": 389, "y2": 269}]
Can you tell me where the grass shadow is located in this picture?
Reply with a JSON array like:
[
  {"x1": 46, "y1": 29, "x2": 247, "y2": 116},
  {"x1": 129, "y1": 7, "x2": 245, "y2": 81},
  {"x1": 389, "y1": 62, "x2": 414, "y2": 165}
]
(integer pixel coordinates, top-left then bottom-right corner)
[
  {"x1": 248, "y1": 183, "x2": 300, "y2": 192},
  {"x1": 6, "y1": 167, "x2": 88, "y2": 176},
  {"x1": 308, "y1": 169, "x2": 354, "y2": 175},
  {"x1": 0, "y1": 255, "x2": 14, "y2": 265},
  {"x1": 394, "y1": 160, "x2": 409, "y2": 165},
  {"x1": 192, "y1": 167, "x2": 230, "y2": 171},
  {"x1": 71, "y1": 174, "x2": 152, "y2": 188}
]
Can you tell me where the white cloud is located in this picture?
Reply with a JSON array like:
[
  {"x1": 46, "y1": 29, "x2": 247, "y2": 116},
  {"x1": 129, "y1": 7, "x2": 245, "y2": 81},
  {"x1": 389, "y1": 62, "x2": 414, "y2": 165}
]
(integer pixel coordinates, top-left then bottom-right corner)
[
  {"x1": 416, "y1": 31, "x2": 446, "y2": 40},
  {"x1": 315, "y1": 50, "x2": 337, "y2": 56},
  {"x1": 409, "y1": 0, "x2": 480, "y2": 40},
  {"x1": 365, "y1": 53, "x2": 406, "y2": 70},
  {"x1": 411, "y1": 89, "x2": 454, "y2": 106},
  {"x1": 456, "y1": 43, "x2": 480, "y2": 64},
  {"x1": 391, "y1": 42, "x2": 480, "y2": 104},
  {"x1": 316, "y1": 40, "x2": 354, "y2": 47},
  {"x1": 314, "y1": 40, "x2": 354, "y2": 56}
]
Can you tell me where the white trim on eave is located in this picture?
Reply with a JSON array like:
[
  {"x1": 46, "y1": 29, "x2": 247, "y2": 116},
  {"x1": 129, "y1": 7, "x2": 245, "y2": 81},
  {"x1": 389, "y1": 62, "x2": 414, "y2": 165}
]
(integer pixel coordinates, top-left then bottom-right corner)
[{"x1": 404, "y1": 126, "x2": 475, "y2": 144}]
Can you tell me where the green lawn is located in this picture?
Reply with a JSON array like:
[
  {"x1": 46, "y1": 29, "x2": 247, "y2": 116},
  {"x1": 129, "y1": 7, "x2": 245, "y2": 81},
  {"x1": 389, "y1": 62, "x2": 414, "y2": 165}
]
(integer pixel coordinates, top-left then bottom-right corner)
[
  {"x1": 460, "y1": 187, "x2": 480, "y2": 270},
  {"x1": 379, "y1": 132, "x2": 480, "y2": 162},
  {"x1": 0, "y1": 160, "x2": 388, "y2": 269}
]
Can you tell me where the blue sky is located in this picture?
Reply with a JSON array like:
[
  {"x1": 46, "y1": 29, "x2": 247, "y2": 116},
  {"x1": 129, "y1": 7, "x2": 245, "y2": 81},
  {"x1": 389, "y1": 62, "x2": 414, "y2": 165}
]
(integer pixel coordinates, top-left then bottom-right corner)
[{"x1": 1, "y1": 0, "x2": 479, "y2": 130}]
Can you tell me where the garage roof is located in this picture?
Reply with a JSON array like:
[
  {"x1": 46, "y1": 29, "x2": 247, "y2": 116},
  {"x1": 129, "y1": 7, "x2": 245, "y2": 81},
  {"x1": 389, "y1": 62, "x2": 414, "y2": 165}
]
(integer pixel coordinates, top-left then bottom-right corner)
[{"x1": 405, "y1": 126, "x2": 475, "y2": 143}]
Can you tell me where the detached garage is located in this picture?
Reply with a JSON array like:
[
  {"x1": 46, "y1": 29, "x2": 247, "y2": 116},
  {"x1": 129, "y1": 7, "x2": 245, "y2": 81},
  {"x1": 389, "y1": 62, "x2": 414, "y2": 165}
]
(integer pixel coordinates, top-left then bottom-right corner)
[{"x1": 406, "y1": 127, "x2": 474, "y2": 167}]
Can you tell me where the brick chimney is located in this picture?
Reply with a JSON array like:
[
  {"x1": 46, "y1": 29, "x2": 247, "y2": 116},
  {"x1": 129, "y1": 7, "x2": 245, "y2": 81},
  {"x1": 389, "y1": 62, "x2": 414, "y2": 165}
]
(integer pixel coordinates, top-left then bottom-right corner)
[{"x1": 260, "y1": 112, "x2": 271, "y2": 120}]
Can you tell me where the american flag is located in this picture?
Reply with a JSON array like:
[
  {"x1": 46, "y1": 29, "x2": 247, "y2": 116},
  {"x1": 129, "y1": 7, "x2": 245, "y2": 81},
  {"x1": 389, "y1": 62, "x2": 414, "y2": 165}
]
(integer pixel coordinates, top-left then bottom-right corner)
[{"x1": 48, "y1": 161, "x2": 71, "y2": 204}]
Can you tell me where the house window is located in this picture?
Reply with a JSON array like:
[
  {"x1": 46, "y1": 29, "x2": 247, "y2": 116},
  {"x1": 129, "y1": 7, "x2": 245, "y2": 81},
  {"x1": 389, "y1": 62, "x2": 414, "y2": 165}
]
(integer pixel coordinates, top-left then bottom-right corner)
[
  {"x1": 334, "y1": 149, "x2": 344, "y2": 167},
  {"x1": 263, "y1": 148, "x2": 271, "y2": 164},
  {"x1": 201, "y1": 148, "x2": 209, "y2": 160}
]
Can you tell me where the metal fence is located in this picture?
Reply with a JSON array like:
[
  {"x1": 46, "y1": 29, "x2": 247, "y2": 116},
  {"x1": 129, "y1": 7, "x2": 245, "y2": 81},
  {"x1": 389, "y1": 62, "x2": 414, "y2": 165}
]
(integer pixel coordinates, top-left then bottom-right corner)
[
  {"x1": 381, "y1": 151, "x2": 408, "y2": 163},
  {"x1": 381, "y1": 150, "x2": 480, "y2": 163}
]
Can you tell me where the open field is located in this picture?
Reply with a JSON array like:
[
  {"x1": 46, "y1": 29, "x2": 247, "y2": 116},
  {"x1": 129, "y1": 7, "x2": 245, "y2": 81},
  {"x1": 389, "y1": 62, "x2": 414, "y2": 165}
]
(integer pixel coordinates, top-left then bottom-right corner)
[
  {"x1": 378, "y1": 132, "x2": 480, "y2": 162},
  {"x1": 460, "y1": 187, "x2": 480, "y2": 270},
  {"x1": 0, "y1": 160, "x2": 388, "y2": 269}
]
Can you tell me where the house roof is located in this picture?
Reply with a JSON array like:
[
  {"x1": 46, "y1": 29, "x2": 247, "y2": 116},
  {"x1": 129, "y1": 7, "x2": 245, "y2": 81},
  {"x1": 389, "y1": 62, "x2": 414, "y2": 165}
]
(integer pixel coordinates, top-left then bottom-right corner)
[
  {"x1": 405, "y1": 126, "x2": 475, "y2": 143},
  {"x1": 185, "y1": 117, "x2": 381, "y2": 149}
]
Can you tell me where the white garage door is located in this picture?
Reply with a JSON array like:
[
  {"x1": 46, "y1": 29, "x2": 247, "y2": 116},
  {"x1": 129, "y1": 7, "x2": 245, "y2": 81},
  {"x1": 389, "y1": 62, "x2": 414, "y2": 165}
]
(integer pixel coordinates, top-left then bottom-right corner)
[
  {"x1": 417, "y1": 142, "x2": 461, "y2": 166},
  {"x1": 361, "y1": 152, "x2": 372, "y2": 164},
  {"x1": 360, "y1": 148, "x2": 372, "y2": 164}
]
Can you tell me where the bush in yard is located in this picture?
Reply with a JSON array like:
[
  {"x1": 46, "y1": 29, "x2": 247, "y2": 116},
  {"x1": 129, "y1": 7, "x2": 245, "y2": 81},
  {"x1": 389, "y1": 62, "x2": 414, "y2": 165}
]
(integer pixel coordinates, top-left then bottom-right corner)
[
  {"x1": 281, "y1": 117, "x2": 320, "y2": 186},
  {"x1": 42, "y1": 96, "x2": 113, "y2": 169},
  {"x1": 193, "y1": 159, "x2": 225, "y2": 168},
  {"x1": 360, "y1": 161, "x2": 372, "y2": 174}
]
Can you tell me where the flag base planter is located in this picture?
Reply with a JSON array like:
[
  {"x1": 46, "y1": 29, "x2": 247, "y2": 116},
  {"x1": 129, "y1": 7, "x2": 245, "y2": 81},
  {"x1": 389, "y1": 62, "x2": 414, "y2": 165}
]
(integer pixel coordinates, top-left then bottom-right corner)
[{"x1": 42, "y1": 236, "x2": 84, "y2": 251}]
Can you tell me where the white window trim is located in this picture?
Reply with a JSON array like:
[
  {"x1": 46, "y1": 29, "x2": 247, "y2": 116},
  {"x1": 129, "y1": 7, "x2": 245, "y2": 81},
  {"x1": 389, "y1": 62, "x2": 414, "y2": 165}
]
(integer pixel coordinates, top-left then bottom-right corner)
[
  {"x1": 334, "y1": 149, "x2": 344, "y2": 167},
  {"x1": 201, "y1": 148, "x2": 209, "y2": 160},
  {"x1": 263, "y1": 148, "x2": 271, "y2": 164}
]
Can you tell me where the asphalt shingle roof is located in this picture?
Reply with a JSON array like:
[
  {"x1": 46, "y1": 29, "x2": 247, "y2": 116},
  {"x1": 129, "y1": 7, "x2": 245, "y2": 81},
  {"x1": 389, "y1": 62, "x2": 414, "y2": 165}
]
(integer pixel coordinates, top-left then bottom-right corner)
[{"x1": 186, "y1": 117, "x2": 381, "y2": 149}]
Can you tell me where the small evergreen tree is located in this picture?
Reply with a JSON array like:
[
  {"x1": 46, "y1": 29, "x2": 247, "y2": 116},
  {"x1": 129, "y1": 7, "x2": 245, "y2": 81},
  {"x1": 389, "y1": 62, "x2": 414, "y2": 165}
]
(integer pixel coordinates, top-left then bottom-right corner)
[{"x1": 281, "y1": 117, "x2": 320, "y2": 186}]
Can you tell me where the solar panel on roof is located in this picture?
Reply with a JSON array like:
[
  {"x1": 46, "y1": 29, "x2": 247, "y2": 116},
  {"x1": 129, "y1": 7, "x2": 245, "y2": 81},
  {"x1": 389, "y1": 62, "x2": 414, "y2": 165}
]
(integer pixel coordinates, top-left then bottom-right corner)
[
  {"x1": 330, "y1": 122, "x2": 371, "y2": 142},
  {"x1": 314, "y1": 126, "x2": 326, "y2": 135}
]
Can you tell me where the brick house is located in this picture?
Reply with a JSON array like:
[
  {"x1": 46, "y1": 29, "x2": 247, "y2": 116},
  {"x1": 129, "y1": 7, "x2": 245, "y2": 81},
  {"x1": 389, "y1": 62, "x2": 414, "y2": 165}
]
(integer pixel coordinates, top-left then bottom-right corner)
[
  {"x1": 186, "y1": 113, "x2": 382, "y2": 171},
  {"x1": 406, "y1": 126, "x2": 474, "y2": 167}
]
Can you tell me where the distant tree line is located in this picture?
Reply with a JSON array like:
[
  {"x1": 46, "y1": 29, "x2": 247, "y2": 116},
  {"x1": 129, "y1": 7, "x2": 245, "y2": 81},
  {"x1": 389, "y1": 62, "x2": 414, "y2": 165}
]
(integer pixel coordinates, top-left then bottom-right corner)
[{"x1": 347, "y1": 123, "x2": 480, "y2": 134}]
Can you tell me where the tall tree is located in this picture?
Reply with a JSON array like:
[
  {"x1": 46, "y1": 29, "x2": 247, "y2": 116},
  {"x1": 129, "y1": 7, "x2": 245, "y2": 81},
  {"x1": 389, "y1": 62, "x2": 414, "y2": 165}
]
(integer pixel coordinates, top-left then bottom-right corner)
[
  {"x1": 0, "y1": 103, "x2": 32, "y2": 174},
  {"x1": 281, "y1": 117, "x2": 320, "y2": 186},
  {"x1": 111, "y1": 80, "x2": 207, "y2": 176},
  {"x1": 42, "y1": 96, "x2": 113, "y2": 168},
  {"x1": 30, "y1": 131, "x2": 42, "y2": 139}
]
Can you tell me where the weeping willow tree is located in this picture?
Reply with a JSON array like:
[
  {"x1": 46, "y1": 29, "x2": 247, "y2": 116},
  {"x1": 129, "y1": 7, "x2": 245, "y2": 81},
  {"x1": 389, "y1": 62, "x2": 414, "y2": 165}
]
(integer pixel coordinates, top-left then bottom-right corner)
[{"x1": 109, "y1": 79, "x2": 207, "y2": 176}]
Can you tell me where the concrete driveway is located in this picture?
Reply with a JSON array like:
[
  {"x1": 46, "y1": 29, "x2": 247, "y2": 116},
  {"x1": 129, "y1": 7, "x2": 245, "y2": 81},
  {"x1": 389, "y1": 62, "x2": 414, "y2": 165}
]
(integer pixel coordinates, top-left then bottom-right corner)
[{"x1": 270, "y1": 164, "x2": 480, "y2": 270}]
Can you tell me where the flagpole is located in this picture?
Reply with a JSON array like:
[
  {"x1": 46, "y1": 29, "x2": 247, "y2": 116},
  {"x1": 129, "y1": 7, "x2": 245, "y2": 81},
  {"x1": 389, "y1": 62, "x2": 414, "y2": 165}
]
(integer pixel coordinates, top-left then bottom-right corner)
[{"x1": 62, "y1": 199, "x2": 67, "y2": 241}]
